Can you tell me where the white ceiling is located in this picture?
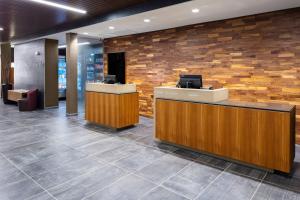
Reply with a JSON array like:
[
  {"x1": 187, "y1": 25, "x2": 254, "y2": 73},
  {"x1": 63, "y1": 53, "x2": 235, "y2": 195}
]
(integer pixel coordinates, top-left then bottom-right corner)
[{"x1": 39, "y1": 0, "x2": 300, "y2": 45}]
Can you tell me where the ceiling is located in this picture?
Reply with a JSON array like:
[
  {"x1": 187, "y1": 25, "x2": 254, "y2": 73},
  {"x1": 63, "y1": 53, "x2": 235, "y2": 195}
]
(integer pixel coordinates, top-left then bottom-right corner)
[
  {"x1": 0, "y1": 0, "x2": 189, "y2": 43},
  {"x1": 43, "y1": 0, "x2": 300, "y2": 45}
]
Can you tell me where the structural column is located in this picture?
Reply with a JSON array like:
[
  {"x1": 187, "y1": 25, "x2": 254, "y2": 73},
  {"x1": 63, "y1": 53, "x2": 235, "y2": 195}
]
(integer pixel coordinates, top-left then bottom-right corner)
[
  {"x1": 0, "y1": 43, "x2": 11, "y2": 97},
  {"x1": 66, "y1": 33, "x2": 78, "y2": 115}
]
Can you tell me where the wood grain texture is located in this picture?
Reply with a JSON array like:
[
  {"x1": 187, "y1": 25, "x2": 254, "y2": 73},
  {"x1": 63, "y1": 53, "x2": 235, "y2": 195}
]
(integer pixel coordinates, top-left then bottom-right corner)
[
  {"x1": 103, "y1": 8, "x2": 300, "y2": 144},
  {"x1": 66, "y1": 33, "x2": 78, "y2": 115},
  {"x1": 0, "y1": 43, "x2": 11, "y2": 85},
  {"x1": 44, "y1": 39, "x2": 58, "y2": 108},
  {"x1": 85, "y1": 91, "x2": 139, "y2": 128},
  {"x1": 7, "y1": 90, "x2": 27, "y2": 102},
  {"x1": 9, "y1": 67, "x2": 14, "y2": 85},
  {"x1": 155, "y1": 99, "x2": 295, "y2": 173}
]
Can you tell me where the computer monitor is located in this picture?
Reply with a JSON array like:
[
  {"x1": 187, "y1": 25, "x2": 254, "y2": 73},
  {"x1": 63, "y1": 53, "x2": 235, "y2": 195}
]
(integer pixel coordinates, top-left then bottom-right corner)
[
  {"x1": 177, "y1": 75, "x2": 202, "y2": 89},
  {"x1": 104, "y1": 75, "x2": 116, "y2": 84}
]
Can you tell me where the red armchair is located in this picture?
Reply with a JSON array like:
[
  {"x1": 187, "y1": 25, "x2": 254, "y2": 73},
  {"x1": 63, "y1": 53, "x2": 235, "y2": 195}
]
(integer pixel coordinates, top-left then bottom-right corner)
[{"x1": 18, "y1": 89, "x2": 38, "y2": 111}]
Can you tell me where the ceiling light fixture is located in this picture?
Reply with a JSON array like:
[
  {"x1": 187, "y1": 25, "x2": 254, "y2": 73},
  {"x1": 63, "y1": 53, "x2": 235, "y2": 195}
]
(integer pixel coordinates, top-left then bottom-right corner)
[
  {"x1": 109, "y1": 26, "x2": 115, "y2": 30},
  {"x1": 144, "y1": 19, "x2": 151, "y2": 23},
  {"x1": 0, "y1": 27, "x2": 3, "y2": 31},
  {"x1": 28, "y1": 0, "x2": 87, "y2": 14},
  {"x1": 83, "y1": 32, "x2": 89, "y2": 35},
  {"x1": 58, "y1": 42, "x2": 90, "y2": 49},
  {"x1": 192, "y1": 8, "x2": 199, "y2": 13}
]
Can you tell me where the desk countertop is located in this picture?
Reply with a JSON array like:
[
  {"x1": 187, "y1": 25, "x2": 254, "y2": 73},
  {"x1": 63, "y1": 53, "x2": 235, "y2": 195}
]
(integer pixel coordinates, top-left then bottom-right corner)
[
  {"x1": 86, "y1": 83, "x2": 136, "y2": 94},
  {"x1": 157, "y1": 97, "x2": 295, "y2": 112}
]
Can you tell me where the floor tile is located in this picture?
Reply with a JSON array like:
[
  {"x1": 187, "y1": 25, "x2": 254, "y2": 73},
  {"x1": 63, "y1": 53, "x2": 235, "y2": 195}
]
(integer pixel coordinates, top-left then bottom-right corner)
[
  {"x1": 136, "y1": 154, "x2": 190, "y2": 184},
  {"x1": 0, "y1": 132, "x2": 49, "y2": 152},
  {"x1": 119, "y1": 132, "x2": 147, "y2": 141},
  {"x1": 55, "y1": 133, "x2": 108, "y2": 149},
  {"x1": 292, "y1": 162, "x2": 300, "y2": 179},
  {"x1": 162, "y1": 175, "x2": 203, "y2": 199},
  {"x1": 172, "y1": 148, "x2": 202, "y2": 160},
  {"x1": 263, "y1": 172, "x2": 300, "y2": 193},
  {"x1": 161, "y1": 161, "x2": 222, "y2": 199},
  {"x1": 0, "y1": 120, "x2": 23, "y2": 130},
  {"x1": 226, "y1": 163, "x2": 267, "y2": 180},
  {"x1": 78, "y1": 137, "x2": 126, "y2": 155},
  {"x1": 31, "y1": 157, "x2": 104, "y2": 189},
  {"x1": 195, "y1": 153, "x2": 231, "y2": 170},
  {"x1": 86, "y1": 174, "x2": 156, "y2": 200},
  {"x1": 196, "y1": 172, "x2": 260, "y2": 200},
  {"x1": 114, "y1": 147, "x2": 166, "y2": 172},
  {"x1": 0, "y1": 102, "x2": 298, "y2": 200},
  {"x1": 141, "y1": 186, "x2": 189, "y2": 200},
  {"x1": 49, "y1": 165, "x2": 127, "y2": 200},
  {"x1": 0, "y1": 178, "x2": 44, "y2": 200},
  {"x1": 94, "y1": 143, "x2": 145, "y2": 163},
  {"x1": 3, "y1": 141, "x2": 72, "y2": 167},
  {"x1": 252, "y1": 183, "x2": 300, "y2": 200},
  {"x1": 21, "y1": 149, "x2": 87, "y2": 177},
  {"x1": 178, "y1": 162, "x2": 222, "y2": 186},
  {"x1": 26, "y1": 192, "x2": 56, "y2": 200},
  {"x1": 0, "y1": 166, "x2": 28, "y2": 188},
  {"x1": 136, "y1": 136, "x2": 179, "y2": 152}
]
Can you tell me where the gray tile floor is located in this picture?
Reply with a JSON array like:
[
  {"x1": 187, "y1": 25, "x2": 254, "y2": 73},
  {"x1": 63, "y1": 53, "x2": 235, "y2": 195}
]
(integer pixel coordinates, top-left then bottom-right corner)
[{"x1": 0, "y1": 101, "x2": 299, "y2": 200}]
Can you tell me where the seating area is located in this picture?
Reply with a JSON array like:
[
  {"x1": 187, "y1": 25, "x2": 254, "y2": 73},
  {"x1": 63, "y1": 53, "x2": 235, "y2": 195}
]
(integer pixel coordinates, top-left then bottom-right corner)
[{"x1": 1, "y1": 84, "x2": 38, "y2": 111}]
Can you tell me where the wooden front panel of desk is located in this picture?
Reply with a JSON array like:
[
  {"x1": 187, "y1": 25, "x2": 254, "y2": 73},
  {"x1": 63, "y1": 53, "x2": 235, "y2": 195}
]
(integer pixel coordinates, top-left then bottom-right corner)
[
  {"x1": 85, "y1": 92, "x2": 139, "y2": 129},
  {"x1": 155, "y1": 99, "x2": 295, "y2": 173}
]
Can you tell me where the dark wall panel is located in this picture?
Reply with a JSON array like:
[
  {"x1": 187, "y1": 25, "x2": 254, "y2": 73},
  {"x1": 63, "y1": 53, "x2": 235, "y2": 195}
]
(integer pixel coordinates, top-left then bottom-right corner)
[{"x1": 14, "y1": 39, "x2": 45, "y2": 108}]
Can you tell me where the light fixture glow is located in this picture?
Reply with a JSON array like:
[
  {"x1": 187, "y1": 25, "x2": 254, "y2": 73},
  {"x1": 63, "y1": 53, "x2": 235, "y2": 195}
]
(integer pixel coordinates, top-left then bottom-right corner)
[
  {"x1": 144, "y1": 19, "x2": 151, "y2": 23},
  {"x1": 83, "y1": 32, "x2": 89, "y2": 35},
  {"x1": 109, "y1": 26, "x2": 115, "y2": 30},
  {"x1": 29, "y1": 0, "x2": 87, "y2": 14},
  {"x1": 192, "y1": 8, "x2": 199, "y2": 13},
  {"x1": 58, "y1": 42, "x2": 90, "y2": 49},
  {"x1": 0, "y1": 27, "x2": 3, "y2": 31}
]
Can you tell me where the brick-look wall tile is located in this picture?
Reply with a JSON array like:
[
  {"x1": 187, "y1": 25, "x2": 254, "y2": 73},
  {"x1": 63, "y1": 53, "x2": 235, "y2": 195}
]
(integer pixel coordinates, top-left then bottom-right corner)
[{"x1": 104, "y1": 8, "x2": 300, "y2": 144}]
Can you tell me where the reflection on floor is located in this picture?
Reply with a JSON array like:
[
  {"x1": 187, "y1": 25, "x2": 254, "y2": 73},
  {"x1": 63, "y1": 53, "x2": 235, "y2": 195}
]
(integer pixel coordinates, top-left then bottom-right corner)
[{"x1": 0, "y1": 101, "x2": 299, "y2": 200}]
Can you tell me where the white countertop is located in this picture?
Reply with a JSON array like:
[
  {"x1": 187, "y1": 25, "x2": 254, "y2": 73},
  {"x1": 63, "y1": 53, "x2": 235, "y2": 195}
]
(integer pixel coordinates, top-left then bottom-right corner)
[
  {"x1": 86, "y1": 83, "x2": 136, "y2": 94},
  {"x1": 154, "y1": 86, "x2": 228, "y2": 103}
]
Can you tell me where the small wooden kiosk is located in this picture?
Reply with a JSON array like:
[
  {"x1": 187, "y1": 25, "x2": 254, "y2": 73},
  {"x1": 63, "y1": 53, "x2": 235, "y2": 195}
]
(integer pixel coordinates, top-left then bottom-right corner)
[{"x1": 85, "y1": 83, "x2": 139, "y2": 129}]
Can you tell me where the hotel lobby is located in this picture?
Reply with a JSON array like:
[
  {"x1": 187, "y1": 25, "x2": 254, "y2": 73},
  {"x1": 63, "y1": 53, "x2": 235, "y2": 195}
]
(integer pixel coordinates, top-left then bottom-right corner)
[{"x1": 0, "y1": 0, "x2": 300, "y2": 199}]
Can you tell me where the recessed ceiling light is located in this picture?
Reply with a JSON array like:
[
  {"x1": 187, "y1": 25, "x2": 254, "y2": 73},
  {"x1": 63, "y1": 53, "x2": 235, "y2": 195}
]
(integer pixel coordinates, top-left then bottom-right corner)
[
  {"x1": 109, "y1": 26, "x2": 115, "y2": 30},
  {"x1": 192, "y1": 8, "x2": 199, "y2": 13},
  {"x1": 83, "y1": 32, "x2": 89, "y2": 35},
  {"x1": 78, "y1": 42, "x2": 90, "y2": 46},
  {"x1": 144, "y1": 19, "x2": 151, "y2": 23},
  {"x1": 0, "y1": 27, "x2": 3, "y2": 31},
  {"x1": 58, "y1": 45, "x2": 66, "y2": 49},
  {"x1": 58, "y1": 42, "x2": 90, "y2": 49},
  {"x1": 28, "y1": 0, "x2": 87, "y2": 14}
]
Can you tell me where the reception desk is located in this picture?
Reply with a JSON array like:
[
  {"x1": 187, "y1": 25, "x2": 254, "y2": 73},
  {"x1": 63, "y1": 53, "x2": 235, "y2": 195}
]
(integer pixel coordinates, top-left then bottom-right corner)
[
  {"x1": 85, "y1": 83, "x2": 139, "y2": 129},
  {"x1": 154, "y1": 86, "x2": 296, "y2": 173}
]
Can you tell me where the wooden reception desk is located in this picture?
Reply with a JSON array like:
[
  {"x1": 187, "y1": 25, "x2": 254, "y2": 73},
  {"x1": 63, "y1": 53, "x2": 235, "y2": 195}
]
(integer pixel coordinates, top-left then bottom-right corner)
[
  {"x1": 154, "y1": 86, "x2": 296, "y2": 173},
  {"x1": 85, "y1": 83, "x2": 139, "y2": 129}
]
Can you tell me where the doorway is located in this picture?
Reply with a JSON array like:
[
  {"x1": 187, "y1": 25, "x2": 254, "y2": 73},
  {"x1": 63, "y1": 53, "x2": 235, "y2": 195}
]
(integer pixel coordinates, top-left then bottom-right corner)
[{"x1": 107, "y1": 52, "x2": 126, "y2": 84}]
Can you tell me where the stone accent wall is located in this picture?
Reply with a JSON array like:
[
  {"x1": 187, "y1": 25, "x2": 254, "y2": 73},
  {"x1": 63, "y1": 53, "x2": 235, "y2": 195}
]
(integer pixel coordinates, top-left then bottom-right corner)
[{"x1": 104, "y1": 8, "x2": 300, "y2": 143}]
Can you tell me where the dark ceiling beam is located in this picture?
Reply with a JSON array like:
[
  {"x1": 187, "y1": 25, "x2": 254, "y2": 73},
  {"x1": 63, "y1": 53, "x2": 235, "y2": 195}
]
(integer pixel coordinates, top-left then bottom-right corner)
[{"x1": 12, "y1": 0, "x2": 191, "y2": 44}]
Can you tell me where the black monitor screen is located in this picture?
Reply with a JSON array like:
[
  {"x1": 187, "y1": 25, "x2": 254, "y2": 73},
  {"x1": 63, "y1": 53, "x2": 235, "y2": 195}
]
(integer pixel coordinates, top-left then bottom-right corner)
[
  {"x1": 104, "y1": 75, "x2": 116, "y2": 84},
  {"x1": 178, "y1": 75, "x2": 202, "y2": 89}
]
